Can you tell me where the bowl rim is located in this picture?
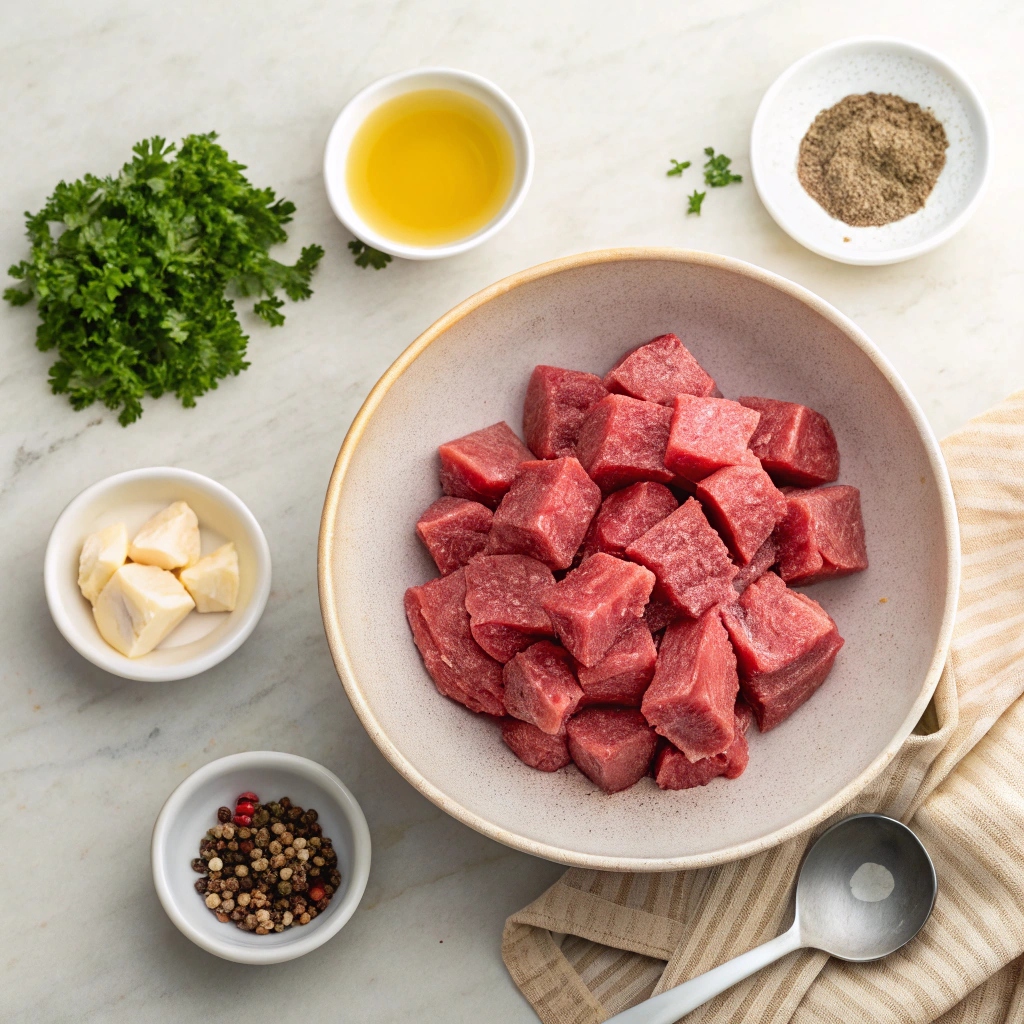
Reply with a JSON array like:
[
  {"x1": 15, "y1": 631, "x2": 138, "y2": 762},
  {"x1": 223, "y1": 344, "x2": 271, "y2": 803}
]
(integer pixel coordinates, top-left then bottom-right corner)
[
  {"x1": 323, "y1": 66, "x2": 535, "y2": 261},
  {"x1": 150, "y1": 750, "x2": 372, "y2": 965},
  {"x1": 750, "y1": 35, "x2": 993, "y2": 266},
  {"x1": 317, "y1": 247, "x2": 960, "y2": 872},
  {"x1": 44, "y1": 466, "x2": 272, "y2": 682}
]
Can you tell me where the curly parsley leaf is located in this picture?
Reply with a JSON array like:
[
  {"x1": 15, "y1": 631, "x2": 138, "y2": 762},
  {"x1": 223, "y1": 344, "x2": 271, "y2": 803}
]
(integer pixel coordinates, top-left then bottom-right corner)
[
  {"x1": 703, "y1": 147, "x2": 743, "y2": 187},
  {"x1": 666, "y1": 159, "x2": 691, "y2": 178},
  {"x1": 349, "y1": 239, "x2": 393, "y2": 270},
  {"x1": 4, "y1": 132, "x2": 322, "y2": 425},
  {"x1": 687, "y1": 190, "x2": 706, "y2": 215}
]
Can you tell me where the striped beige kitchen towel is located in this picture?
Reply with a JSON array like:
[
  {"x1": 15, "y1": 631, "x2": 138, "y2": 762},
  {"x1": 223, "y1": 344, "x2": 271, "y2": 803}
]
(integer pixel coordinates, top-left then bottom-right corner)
[{"x1": 503, "y1": 389, "x2": 1024, "y2": 1024}]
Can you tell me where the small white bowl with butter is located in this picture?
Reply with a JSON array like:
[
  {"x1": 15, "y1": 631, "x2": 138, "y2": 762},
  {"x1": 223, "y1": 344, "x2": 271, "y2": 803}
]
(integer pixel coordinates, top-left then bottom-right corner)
[{"x1": 45, "y1": 467, "x2": 271, "y2": 681}]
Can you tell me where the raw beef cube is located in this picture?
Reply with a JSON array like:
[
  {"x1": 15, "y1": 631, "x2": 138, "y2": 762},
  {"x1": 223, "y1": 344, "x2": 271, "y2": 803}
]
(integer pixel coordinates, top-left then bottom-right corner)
[
  {"x1": 501, "y1": 718, "x2": 571, "y2": 772},
  {"x1": 439, "y1": 421, "x2": 533, "y2": 508},
  {"x1": 643, "y1": 595, "x2": 678, "y2": 635},
  {"x1": 566, "y1": 707, "x2": 659, "y2": 793},
  {"x1": 604, "y1": 333, "x2": 717, "y2": 405},
  {"x1": 774, "y1": 485, "x2": 868, "y2": 585},
  {"x1": 641, "y1": 609, "x2": 739, "y2": 760},
  {"x1": 404, "y1": 569, "x2": 505, "y2": 716},
  {"x1": 464, "y1": 554, "x2": 556, "y2": 662},
  {"x1": 487, "y1": 457, "x2": 602, "y2": 569},
  {"x1": 739, "y1": 397, "x2": 839, "y2": 487},
  {"x1": 523, "y1": 365, "x2": 608, "y2": 459},
  {"x1": 654, "y1": 704, "x2": 753, "y2": 790},
  {"x1": 584, "y1": 482, "x2": 679, "y2": 558},
  {"x1": 696, "y1": 463, "x2": 787, "y2": 564},
  {"x1": 625, "y1": 499, "x2": 738, "y2": 618},
  {"x1": 664, "y1": 395, "x2": 762, "y2": 483},
  {"x1": 504, "y1": 641, "x2": 583, "y2": 735},
  {"x1": 721, "y1": 572, "x2": 845, "y2": 731},
  {"x1": 576, "y1": 395, "x2": 675, "y2": 493},
  {"x1": 576, "y1": 621, "x2": 657, "y2": 707},
  {"x1": 541, "y1": 553, "x2": 656, "y2": 667},
  {"x1": 732, "y1": 537, "x2": 778, "y2": 594},
  {"x1": 416, "y1": 497, "x2": 493, "y2": 575}
]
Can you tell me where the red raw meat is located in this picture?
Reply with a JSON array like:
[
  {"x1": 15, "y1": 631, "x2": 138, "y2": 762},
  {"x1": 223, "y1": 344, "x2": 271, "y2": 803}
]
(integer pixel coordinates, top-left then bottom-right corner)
[
  {"x1": 504, "y1": 641, "x2": 583, "y2": 735},
  {"x1": 541, "y1": 553, "x2": 655, "y2": 667},
  {"x1": 696, "y1": 462, "x2": 787, "y2": 564},
  {"x1": 641, "y1": 609, "x2": 739, "y2": 760},
  {"x1": 584, "y1": 482, "x2": 679, "y2": 558},
  {"x1": 487, "y1": 457, "x2": 602, "y2": 569},
  {"x1": 664, "y1": 395, "x2": 762, "y2": 483},
  {"x1": 576, "y1": 621, "x2": 657, "y2": 706},
  {"x1": 404, "y1": 569, "x2": 505, "y2": 716},
  {"x1": 603, "y1": 333, "x2": 717, "y2": 405},
  {"x1": 501, "y1": 718, "x2": 571, "y2": 771},
  {"x1": 643, "y1": 595, "x2": 678, "y2": 635},
  {"x1": 739, "y1": 397, "x2": 839, "y2": 487},
  {"x1": 439, "y1": 422, "x2": 533, "y2": 508},
  {"x1": 774, "y1": 485, "x2": 868, "y2": 585},
  {"x1": 523, "y1": 365, "x2": 608, "y2": 459},
  {"x1": 576, "y1": 395, "x2": 675, "y2": 493},
  {"x1": 566, "y1": 707, "x2": 659, "y2": 793},
  {"x1": 464, "y1": 554, "x2": 556, "y2": 662},
  {"x1": 416, "y1": 497, "x2": 493, "y2": 575},
  {"x1": 654, "y1": 704, "x2": 753, "y2": 790},
  {"x1": 721, "y1": 572, "x2": 845, "y2": 731},
  {"x1": 732, "y1": 537, "x2": 778, "y2": 594},
  {"x1": 625, "y1": 498, "x2": 738, "y2": 618}
]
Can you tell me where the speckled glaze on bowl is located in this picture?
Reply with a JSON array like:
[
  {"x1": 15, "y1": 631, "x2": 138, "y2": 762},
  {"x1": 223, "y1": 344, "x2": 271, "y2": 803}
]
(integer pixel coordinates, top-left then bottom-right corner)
[
  {"x1": 751, "y1": 37, "x2": 991, "y2": 265},
  {"x1": 318, "y1": 249, "x2": 959, "y2": 872}
]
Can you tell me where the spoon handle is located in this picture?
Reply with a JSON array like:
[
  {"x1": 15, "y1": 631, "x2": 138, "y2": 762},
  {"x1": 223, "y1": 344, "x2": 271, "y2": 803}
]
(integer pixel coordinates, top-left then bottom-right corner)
[{"x1": 602, "y1": 922, "x2": 804, "y2": 1024}]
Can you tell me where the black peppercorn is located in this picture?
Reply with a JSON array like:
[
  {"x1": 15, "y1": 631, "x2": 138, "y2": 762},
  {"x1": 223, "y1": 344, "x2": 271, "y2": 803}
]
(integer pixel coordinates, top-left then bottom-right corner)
[{"x1": 217, "y1": 806, "x2": 232, "y2": 823}]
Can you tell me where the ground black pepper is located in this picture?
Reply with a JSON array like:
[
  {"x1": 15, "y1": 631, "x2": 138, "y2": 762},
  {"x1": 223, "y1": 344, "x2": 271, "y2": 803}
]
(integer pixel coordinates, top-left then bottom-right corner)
[
  {"x1": 192, "y1": 792, "x2": 342, "y2": 933},
  {"x1": 797, "y1": 92, "x2": 948, "y2": 227}
]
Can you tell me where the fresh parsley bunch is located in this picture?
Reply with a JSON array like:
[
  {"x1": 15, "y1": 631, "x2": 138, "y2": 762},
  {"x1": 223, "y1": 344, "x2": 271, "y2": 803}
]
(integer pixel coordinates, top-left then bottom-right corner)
[{"x1": 5, "y1": 133, "x2": 323, "y2": 425}]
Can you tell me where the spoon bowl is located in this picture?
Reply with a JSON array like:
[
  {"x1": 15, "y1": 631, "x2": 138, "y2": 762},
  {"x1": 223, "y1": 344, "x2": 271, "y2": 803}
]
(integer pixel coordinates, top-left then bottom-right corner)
[
  {"x1": 797, "y1": 814, "x2": 937, "y2": 961},
  {"x1": 604, "y1": 814, "x2": 937, "y2": 1024}
]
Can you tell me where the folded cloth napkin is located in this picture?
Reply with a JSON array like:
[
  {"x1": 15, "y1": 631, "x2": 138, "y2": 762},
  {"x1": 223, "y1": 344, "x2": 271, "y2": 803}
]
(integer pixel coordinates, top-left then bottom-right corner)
[{"x1": 503, "y1": 390, "x2": 1024, "y2": 1024}]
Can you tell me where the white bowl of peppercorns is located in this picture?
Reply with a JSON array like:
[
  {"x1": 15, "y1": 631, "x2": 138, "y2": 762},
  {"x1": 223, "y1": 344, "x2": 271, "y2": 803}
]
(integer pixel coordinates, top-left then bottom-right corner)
[{"x1": 151, "y1": 751, "x2": 371, "y2": 964}]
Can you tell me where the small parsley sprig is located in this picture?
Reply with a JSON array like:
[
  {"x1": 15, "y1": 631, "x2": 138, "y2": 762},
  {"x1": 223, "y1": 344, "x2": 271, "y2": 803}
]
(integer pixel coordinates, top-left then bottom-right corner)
[
  {"x1": 5, "y1": 133, "x2": 323, "y2": 425},
  {"x1": 703, "y1": 147, "x2": 743, "y2": 187},
  {"x1": 666, "y1": 159, "x2": 691, "y2": 178},
  {"x1": 687, "y1": 190, "x2": 706, "y2": 215},
  {"x1": 349, "y1": 239, "x2": 392, "y2": 270}
]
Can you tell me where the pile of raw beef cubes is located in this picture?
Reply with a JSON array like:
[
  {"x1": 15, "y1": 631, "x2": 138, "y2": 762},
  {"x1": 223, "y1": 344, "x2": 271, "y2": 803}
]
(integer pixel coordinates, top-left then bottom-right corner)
[{"x1": 405, "y1": 334, "x2": 868, "y2": 794}]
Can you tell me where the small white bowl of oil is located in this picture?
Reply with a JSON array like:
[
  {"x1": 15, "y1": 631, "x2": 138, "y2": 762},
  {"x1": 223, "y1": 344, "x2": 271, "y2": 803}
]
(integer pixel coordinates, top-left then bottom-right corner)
[{"x1": 323, "y1": 67, "x2": 534, "y2": 260}]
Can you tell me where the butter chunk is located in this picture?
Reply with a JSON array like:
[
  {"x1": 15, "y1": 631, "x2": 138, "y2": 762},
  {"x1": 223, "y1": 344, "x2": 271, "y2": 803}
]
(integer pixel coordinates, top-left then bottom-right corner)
[
  {"x1": 129, "y1": 501, "x2": 201, "y2": 570},
  {"x1": 179, "y1": 543, "x2": 240, "y2": 613},
  {"x1": 78, "y1": 522, "x2": 129, "y2": 604},
  {"x1": 93, "y1": 563, "x2": 195, "y2": 657}
]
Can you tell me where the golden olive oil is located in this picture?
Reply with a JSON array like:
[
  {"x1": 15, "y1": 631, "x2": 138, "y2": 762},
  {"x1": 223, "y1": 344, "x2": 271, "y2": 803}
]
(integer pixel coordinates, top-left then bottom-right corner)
[{"x1": 346, "y1": 89, "x2": 516, "y2": 247}]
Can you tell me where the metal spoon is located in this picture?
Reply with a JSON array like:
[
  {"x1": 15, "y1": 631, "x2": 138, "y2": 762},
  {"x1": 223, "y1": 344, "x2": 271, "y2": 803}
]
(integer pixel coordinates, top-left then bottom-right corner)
[{"x1": 604, "y1": 814, "x2": 936, "y2": 1024}]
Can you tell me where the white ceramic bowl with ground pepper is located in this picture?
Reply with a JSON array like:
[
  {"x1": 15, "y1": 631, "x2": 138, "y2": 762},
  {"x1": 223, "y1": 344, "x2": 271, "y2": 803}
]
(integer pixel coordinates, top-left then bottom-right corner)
[
  {"x1": 152, "y1": 751, "x2": 371, "y2": 964},
  {"x1": 751, "y1": 37, "x2": 991, "y2": 265}
]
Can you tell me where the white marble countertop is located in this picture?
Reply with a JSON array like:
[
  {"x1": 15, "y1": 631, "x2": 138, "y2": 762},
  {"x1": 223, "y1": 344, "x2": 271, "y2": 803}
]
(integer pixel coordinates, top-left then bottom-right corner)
[{"x1": 2, "y1": 1, "x2": 1021, "y2": 1020}]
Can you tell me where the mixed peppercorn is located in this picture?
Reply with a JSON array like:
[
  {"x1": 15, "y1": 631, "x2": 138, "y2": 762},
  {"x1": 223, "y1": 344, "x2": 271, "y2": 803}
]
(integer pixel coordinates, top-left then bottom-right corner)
[{"x1": 192, "y1": 792, "x2": 342, "y2": 934}]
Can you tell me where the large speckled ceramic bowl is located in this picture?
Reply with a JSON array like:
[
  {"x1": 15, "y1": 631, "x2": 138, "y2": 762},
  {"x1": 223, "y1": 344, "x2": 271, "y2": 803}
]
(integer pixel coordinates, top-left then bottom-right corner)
[{"x1": 319, "y1": 249, "x2": 958, "y2": 872}]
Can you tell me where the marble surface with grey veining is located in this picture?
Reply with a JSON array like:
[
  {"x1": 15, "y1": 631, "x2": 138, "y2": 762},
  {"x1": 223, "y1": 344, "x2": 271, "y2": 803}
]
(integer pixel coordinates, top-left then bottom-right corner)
[{"x1": 1, "y1": 1, "x2": 1021, "y2": 1020}]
